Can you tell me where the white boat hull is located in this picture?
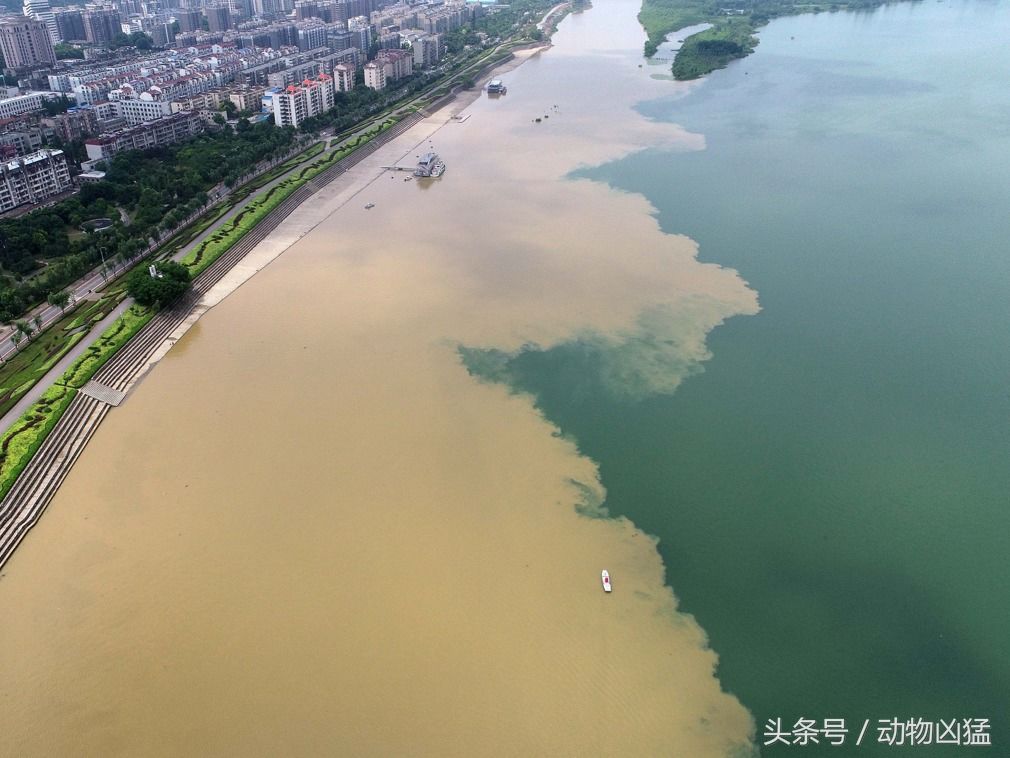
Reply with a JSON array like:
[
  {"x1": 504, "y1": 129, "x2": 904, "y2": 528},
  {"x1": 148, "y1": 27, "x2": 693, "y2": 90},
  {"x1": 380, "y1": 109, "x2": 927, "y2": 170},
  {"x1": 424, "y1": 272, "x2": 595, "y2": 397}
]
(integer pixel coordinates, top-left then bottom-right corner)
[{"x1": 602, "y1": 570, "x2": 612, "y2": 592}]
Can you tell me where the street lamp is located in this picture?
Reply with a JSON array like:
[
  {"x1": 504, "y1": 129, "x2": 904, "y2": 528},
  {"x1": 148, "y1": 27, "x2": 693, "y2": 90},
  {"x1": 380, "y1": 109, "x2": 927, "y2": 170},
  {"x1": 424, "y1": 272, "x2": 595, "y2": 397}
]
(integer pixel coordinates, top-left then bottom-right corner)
[{"x1": 99, "y1": 245, "x2": 109, "y2": 281}]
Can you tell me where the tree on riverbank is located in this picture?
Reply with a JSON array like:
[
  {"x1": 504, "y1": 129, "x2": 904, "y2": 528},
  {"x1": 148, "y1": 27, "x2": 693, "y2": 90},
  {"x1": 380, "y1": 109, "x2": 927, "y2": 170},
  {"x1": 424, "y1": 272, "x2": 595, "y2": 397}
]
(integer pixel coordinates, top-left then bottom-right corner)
[
  {"x1": 0, "y1": 122, "x2": 296, "y2": 322},
  {"x1": 47, "y1": 291, "x2": 70, "y2": 313},
  {"x1": 127, "y1": 261, "x2": 191, "y2": 307}
]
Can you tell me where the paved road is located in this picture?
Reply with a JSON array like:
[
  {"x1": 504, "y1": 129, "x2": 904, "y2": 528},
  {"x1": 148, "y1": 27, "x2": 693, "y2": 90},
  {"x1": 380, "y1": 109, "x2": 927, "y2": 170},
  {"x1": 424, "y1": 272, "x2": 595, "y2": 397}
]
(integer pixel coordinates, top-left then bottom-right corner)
[
  {"x1": 539, "y1": 1, "x2": 570, "y2": 30},
  {"x1": 0, "y1": 300, "x2": 131, "y2": 433},
  {"x1": 0, "y1": 143, "x2": 312, "y2": 362}
]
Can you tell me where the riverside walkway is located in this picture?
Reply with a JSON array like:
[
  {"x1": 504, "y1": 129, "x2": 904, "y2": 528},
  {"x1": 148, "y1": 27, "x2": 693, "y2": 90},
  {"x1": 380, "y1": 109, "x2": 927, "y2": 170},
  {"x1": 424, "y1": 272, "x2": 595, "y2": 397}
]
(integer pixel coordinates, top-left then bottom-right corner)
[{"x1": 0, "y1": 106, "x2": 441, "y2": 569}]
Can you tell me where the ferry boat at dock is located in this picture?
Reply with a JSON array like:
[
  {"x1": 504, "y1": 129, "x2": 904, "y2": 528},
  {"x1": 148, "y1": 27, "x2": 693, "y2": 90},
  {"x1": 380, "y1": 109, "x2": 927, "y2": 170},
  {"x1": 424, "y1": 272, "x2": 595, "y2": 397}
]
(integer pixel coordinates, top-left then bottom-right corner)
[
  {"x1": 414, "y1": 152, "x2": 446, "y2": 178},
  {"x1": 602, "y1": 570, "x2": 612, "y2": 592},
  {"x1": 487, "y1": 79, "x2": 507, "y2": 95}
]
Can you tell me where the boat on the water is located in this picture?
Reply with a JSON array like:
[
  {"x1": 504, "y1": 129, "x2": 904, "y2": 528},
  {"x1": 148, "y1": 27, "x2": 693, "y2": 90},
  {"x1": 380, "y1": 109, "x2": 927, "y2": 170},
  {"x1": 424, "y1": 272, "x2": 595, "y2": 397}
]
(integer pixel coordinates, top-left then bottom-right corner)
[
  {"x1": 414, "y1": 152, "x2": 446, "y2": 178},
  {"x1": 602, "y1": 570, "x2": 612, "y2": 592},
  {"x1": 364, "y1": 203, "x2": 374, "y2": 209}
]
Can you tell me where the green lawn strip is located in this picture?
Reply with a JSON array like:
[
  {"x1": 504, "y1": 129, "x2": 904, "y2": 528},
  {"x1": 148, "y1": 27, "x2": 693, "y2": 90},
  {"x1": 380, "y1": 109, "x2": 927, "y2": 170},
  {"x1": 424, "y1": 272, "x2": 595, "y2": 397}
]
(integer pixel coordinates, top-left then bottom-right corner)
[
  {"x1": 0, "y1": 383, "x2": 77, "y2": 501},
  {"x1": 0, "y1": 299, "x2": 111, "y2": 418},
  {"x1": 153, "y1": 143, "x2": 326, "y2": 263},
  {"x1": 75, "y1": 296, "x2": 120, "y2": 323},
  {"x1": 268, "y1": 141, "x2": 324, "y2": 175},
  {"x1": 157, "y1": 205, "x2": 233, "y2": 259},
  {"x1": 59, "y1": 305, "x2": 154, "y2": 389},
  {"x1": 38, "y1": 332, "x2": 86, "y2": 374},
  {"x1": 63, "y1": 314, "x2": 85, "y2": 331}
]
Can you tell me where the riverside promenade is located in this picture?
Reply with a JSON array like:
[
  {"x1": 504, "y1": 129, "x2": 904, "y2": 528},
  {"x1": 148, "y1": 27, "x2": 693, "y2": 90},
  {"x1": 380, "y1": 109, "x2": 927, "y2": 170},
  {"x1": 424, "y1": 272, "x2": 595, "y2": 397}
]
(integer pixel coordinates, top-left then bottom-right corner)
[{"x1": 0, "y1": 104, "x2": 446, "y2": 570}]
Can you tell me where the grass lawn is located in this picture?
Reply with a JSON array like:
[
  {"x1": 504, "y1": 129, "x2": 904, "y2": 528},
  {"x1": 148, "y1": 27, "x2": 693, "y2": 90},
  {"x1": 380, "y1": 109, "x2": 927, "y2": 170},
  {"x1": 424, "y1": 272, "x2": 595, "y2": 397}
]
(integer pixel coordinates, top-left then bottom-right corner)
[
  {"x1": 0, "y1": 296, "x2": 120, "y2": 419},
  {"x1": 60, "y1": 304, "x2": 154, "y2": 389},
  {"x1": 0, "y1": 383, "x2": 77, "y2": 500}
]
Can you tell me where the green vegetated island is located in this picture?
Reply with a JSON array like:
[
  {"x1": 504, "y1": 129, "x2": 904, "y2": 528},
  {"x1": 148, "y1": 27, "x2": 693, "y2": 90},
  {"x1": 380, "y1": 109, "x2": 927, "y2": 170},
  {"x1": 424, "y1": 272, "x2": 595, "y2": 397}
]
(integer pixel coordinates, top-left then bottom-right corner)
[{"x1": 639, "y1": 0, "x2": 898, "y2": 79}]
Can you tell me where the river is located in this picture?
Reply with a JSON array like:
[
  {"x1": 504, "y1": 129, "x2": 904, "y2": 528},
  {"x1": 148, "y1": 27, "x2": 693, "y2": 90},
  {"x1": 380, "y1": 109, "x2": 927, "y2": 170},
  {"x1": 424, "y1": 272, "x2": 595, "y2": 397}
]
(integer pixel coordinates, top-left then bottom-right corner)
[
  {"x1": 3, "y1": 1, "x2": 1006, "y2": 755},
  {"x1": 1, "y1": 1, "x2": 758, "y2": 755},
  {"x1": 470, "y1": 1, "x2": 1010, "y2": 754}
]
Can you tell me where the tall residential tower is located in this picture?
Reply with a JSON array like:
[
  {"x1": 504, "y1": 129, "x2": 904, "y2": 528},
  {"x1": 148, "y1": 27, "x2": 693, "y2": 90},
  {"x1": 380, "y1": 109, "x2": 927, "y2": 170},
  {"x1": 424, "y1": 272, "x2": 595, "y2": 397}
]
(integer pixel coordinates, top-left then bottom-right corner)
[
  {"x1": 0, "y1": 16, "x2": 57, "y2": 69},
  {"x1": 22, "y1": 0, "x2": 58, "y2": 43}
]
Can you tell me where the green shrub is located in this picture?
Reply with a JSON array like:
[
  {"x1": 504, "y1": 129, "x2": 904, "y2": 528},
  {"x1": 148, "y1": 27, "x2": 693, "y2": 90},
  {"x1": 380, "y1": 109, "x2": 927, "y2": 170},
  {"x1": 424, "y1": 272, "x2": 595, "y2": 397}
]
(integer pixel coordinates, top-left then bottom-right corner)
[
  {"x1": 61, "y1": 305, "x2": 153, "y2": 388},
  {"x1": 0, "y1": 384, "x2": 77, "y2": 500}
]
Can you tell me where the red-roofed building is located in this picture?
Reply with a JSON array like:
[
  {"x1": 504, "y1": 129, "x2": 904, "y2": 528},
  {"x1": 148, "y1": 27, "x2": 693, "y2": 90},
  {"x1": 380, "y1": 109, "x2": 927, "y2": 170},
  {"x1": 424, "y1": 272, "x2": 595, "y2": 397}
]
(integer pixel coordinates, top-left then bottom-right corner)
[{"x1": 273, "y1": 73, "x2": 334, "y2": 128}]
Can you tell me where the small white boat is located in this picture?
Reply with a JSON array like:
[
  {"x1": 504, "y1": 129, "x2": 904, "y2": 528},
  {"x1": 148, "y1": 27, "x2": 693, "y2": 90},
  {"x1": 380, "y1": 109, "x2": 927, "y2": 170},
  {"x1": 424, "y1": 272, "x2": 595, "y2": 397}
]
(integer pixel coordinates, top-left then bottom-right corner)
[
  {"x1": 364, "y1": 203, "x2": 375, "y2": 209},
  {"x1": 602, "y1": 570, "x2": 612, "y2": 592}
]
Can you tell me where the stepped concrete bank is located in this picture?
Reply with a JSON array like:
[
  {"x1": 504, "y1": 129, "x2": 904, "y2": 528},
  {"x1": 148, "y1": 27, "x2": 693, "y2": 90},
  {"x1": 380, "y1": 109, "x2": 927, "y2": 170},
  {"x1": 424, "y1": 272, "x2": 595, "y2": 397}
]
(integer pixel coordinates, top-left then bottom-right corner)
[{"x1": 0, "y1": 104, "x2": 446, "y2": 570}]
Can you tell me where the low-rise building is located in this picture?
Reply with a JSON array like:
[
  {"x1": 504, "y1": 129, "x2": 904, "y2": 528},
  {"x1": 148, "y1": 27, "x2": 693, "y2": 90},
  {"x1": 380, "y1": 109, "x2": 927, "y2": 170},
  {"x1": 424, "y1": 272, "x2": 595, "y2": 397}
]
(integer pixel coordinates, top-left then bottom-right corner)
[
  {"x1": 111, "y1": 94, "x2": 174, "y2": 125},
  {"x1": 373, "y1": 48, "x2": 412, "y2": 83},
  {"x1": 170, "y1": 85, "x2": 265, "y2": 114},
  {"x1": 0, "y1": 148, "x2": 71, "y2": 212},
  {"x1": 0, "y1": 130, "x2": 44, "y2": 156},
  {"x1": 0, "y1": 91, "x2": 61, "y2": 120},
  {"x1": 84, "y1": 111, "x2": 204, "y2": 161},
  {"x1": 224, "y1": 85, "x2": 263, "y2": 113},
  {"x1": 267, "y1": 60, "x2": 323, "y2": 88},
  {"x1": 44, "y1": 107, "x2": 99, "y2": 141},
  {"x1": 169, "y1": 90, "x2": 223, "y2": 113}
]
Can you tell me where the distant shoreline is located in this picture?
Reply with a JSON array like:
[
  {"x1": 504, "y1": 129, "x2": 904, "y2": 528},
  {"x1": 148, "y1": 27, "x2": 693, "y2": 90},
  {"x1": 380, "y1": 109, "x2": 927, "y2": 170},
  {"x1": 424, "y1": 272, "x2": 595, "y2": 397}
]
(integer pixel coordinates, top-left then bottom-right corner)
[{"x1": 639, "y1": 0, "x2": 910, "y2": 79}]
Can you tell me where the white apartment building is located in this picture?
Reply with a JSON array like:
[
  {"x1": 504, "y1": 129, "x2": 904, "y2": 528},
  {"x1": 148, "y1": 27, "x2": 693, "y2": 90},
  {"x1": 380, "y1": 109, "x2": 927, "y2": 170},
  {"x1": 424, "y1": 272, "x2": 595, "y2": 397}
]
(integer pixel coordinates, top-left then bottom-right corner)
[
  {"x1": 373, "y1": 48, "x2": 413, "y2": 83},
  {"x1": 0, "y1": 149, "x2": 71, "y2": 213},
  {"x1": 23, "y1": 0, "x2": 58, "y2": 44},
  {"x1": 109, "y1": 93, "x2": 174, "y2": 124},
  {"x1": 362, "y1": 61, "x2": 385, "y2": 91},
  {"x1": 84, "y1": 111, "x2": 204, "y2": 161},
  {"x1": 0, "y1": 92, "x2": 60, "y2": 120},
  {"x1": 273, "y1": 73, "x2": 333, "y2": 128},
  {"x1": 332, "y1": 62, "x2": 354, "y2": 92},
  {"x1": 401, "y1": 31, "x2": 442, "y2": 68}
]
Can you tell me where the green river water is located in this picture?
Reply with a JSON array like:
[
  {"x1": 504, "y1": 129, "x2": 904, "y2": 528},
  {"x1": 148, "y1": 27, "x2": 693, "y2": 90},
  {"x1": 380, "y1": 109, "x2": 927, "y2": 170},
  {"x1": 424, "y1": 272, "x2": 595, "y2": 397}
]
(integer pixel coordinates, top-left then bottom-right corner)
[{"x1": 468, "y1": 1, "x2": 1010, "y2": 753}]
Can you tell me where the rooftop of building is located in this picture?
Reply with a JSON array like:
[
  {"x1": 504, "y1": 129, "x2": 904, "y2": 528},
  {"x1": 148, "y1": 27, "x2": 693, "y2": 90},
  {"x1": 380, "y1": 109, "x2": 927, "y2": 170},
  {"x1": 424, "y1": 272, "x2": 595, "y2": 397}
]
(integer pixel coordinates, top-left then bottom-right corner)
[
  {"x1": 2, "y1": 148, "x2": 64, "y2": 170},
  {"x1": 84, "y1": 110, "x2": 199, "y2": 144}
]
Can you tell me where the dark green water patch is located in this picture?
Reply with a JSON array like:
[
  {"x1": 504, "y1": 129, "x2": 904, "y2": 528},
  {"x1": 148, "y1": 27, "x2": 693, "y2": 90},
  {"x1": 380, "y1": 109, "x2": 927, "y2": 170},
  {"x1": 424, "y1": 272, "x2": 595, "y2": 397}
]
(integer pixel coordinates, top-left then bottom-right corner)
[{"x1": 464, "y1": 2, "x2": 1010, "y2": 754}]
